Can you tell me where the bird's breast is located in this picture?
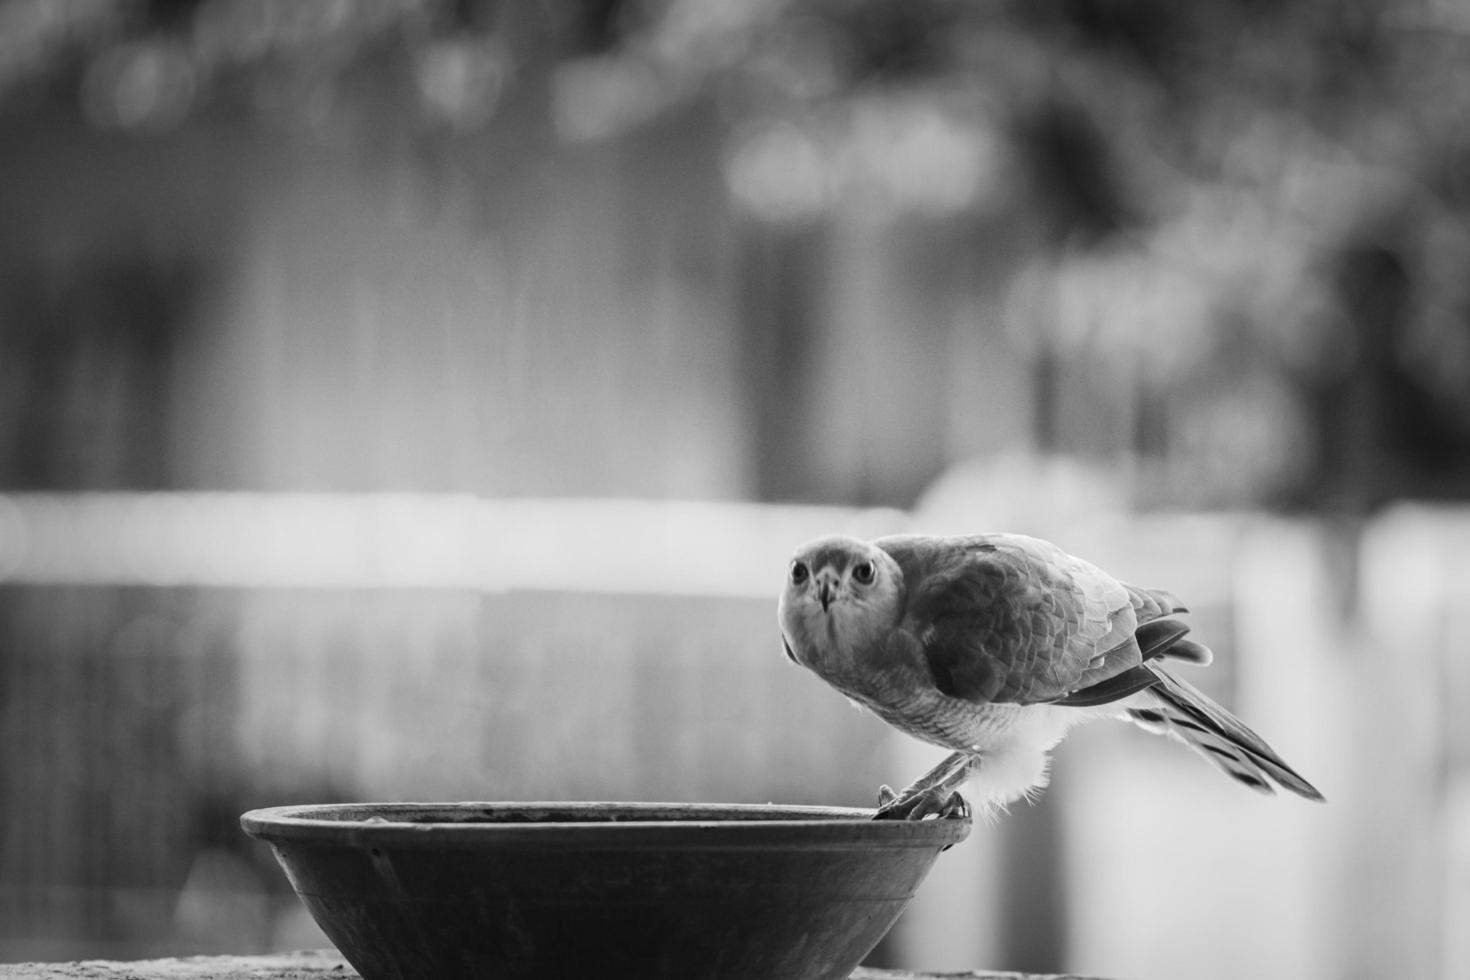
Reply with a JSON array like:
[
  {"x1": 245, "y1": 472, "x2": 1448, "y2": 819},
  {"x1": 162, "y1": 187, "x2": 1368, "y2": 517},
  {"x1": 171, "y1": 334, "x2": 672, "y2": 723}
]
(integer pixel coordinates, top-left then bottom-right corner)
[{"x1": 866, "y1": 693, "x2": 1032, "y2": 752}]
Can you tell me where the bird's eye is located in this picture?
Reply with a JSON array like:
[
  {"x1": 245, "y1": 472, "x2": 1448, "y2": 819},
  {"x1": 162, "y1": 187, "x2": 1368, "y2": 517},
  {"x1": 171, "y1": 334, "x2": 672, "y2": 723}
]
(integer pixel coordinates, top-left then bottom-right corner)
[
  {"x1": 790, "y1": 561, "x2": 809, "y2": 585},
  {"x1": 852, "y1": 560, "x2": 875, "y2": 585}
]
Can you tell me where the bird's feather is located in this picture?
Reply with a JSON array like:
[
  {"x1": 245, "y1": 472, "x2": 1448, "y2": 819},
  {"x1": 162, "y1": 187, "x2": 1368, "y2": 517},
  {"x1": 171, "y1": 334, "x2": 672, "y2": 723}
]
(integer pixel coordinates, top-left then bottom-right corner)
[
  {"x1": 877, "y1": 533, "x2": 1143, "y2": 705},
  {"x1": 1053, "y1": 617, "x2": 1214, "y2": 706},
  {"x1": 1125, "y1": 585, "x2": 1187, "y2": 620},
  {"x1": 1053, "y1": 664, "x2": 1158, "y2": 707},
  {"x1": 1131, "y1": 664, "x2": 1324, "y2": 801},
  {"x1": 1134, "y1": 618, "x2": 1192, "y2": 659}
]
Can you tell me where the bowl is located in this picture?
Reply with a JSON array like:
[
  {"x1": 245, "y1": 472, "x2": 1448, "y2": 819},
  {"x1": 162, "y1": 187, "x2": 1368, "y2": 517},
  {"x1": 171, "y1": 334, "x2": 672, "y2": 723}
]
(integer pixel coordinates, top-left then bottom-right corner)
[{"x1": 241, "y1": 801, "x2": 969, "y2": 980}]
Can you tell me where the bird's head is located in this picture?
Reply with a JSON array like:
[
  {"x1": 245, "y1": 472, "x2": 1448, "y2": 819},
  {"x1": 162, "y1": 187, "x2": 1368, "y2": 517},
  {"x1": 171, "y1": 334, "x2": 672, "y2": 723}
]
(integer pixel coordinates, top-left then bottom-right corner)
[{"x1": 778, "y1": 535, "x2": 904, "y2": 673}]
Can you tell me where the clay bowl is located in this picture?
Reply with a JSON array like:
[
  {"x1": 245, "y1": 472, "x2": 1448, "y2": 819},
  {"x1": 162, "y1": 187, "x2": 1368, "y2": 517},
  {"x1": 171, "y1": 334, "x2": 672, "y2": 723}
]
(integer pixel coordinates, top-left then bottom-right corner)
[{"x1": 241, "y1": 801, "x2": 969, "y2": 980}]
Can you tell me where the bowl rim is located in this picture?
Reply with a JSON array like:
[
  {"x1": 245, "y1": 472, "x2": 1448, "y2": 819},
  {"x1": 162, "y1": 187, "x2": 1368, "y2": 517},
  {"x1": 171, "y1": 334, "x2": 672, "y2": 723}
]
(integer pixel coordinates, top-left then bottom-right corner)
[{"x1": 240, "y1": 801, "x2": 971, "y2": 850}]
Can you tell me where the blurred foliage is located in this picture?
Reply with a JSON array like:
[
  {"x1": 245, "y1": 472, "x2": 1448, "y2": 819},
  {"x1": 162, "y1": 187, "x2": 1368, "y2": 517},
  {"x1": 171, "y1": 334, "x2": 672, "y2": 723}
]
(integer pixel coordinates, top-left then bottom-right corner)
[{"x1": 4, "y1": 0, "x2": 1470, "y2": 511}]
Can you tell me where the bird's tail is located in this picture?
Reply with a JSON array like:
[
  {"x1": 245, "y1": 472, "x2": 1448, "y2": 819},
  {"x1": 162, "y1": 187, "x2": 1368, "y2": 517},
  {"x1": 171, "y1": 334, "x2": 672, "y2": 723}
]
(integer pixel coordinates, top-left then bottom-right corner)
[{"x1": 1128, "y1": 664, "x2": 1324, "y2": 801}]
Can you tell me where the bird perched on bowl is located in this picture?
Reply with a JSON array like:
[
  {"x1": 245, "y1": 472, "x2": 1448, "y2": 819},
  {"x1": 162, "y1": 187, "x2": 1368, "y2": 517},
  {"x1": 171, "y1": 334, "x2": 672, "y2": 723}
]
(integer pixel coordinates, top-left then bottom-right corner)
[{"x1": 777, "y1": 532, "x2": 1323, "y2": 821}]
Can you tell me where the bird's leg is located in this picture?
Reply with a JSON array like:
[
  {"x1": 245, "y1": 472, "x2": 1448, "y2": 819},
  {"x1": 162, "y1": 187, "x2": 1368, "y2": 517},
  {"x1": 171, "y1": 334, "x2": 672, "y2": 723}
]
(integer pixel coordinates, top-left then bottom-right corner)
[{"x1": 873, "y1": 750, "x2": 978, "y2": 821}]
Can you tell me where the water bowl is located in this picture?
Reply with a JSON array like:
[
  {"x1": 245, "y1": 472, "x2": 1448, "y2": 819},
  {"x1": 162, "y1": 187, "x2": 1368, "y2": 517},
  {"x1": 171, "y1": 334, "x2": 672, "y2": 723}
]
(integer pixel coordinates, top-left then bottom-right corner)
[{"x1": 241, "y1": 801, "x2": 969, "y2": 980}]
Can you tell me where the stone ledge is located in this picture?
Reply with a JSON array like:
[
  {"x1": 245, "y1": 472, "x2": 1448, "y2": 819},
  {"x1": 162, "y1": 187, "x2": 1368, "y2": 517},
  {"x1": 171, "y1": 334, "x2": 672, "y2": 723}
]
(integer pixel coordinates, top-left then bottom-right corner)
[
  {"x1": 0, "y1": 950, "x2": 1107, "y2": 979},
  {"x1": 0, "y1": 950, "x2": 350, "y2": 979}
]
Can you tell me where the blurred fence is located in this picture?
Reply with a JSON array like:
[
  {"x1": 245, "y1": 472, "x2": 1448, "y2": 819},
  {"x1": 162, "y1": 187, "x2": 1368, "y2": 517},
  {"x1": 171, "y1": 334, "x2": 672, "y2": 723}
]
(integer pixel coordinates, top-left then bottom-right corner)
[
  {"x1": 0, "y1": 496, "x2": 1467, "y2": 979},
  {"x1": 900, "y1": 505, "x2": 1470, "y2": 980},
  {"x1": 0, "y1": 495, "x2": 903, "y2": 959}
]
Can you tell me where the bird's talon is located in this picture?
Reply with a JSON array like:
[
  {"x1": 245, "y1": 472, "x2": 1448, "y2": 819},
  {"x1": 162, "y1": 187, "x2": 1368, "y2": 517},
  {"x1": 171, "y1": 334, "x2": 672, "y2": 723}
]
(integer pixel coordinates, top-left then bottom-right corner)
[
  {"x1": 942, "y1": 791, "x2": 971, "y2": 821},
  {"x1": 872, "y1": 792, "x2": 918, "y2": 821},
  {"x1": 872, "y1": 786, "x2": 970, "y2": 822}
]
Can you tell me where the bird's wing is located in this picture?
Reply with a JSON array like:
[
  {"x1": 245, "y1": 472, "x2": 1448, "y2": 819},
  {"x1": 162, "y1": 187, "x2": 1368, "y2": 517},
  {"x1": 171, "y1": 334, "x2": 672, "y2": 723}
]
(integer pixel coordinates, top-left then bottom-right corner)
[{"x1": 876, "y1": 534, "x2": 1162, "y2": 705}]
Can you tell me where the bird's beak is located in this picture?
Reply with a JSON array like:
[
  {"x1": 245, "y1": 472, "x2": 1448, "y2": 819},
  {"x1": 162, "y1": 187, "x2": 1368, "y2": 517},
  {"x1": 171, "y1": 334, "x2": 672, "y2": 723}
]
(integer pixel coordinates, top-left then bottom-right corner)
[{"x1": 815, "y1": 568, "x2": 839, "y2": 612}]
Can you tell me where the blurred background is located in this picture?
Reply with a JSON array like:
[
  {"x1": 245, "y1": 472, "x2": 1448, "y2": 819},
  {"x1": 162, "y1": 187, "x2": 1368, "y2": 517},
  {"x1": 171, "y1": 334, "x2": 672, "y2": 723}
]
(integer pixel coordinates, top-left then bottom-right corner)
[{"x1": 1, "y1": 0, "x2": 1468, "y2": 977}]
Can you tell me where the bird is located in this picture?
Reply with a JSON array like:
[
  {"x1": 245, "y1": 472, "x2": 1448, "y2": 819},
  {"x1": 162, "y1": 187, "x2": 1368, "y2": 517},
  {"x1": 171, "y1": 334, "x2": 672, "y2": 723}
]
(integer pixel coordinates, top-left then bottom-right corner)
[{"x1": 777, "y1": 531, "x2": 1324, "y2": 821}]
